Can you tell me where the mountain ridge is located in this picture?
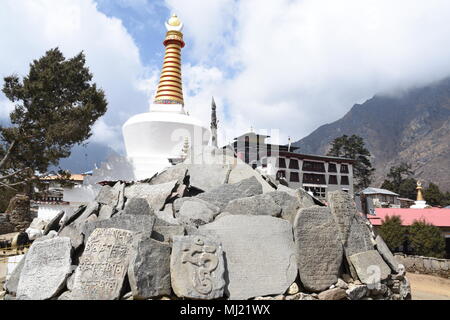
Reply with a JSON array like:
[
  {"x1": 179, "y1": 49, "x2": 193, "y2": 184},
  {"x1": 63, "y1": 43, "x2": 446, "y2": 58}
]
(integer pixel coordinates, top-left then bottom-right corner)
[{"x1": 293, "y1": 77, "x2": 450, "y2": 192}]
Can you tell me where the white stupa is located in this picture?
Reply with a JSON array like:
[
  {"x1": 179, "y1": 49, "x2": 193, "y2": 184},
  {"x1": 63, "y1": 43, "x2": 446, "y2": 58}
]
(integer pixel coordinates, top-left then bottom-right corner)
[
  {"x1": 410, "y1": 181, "x2": 428, "y2": 209},
  {"x1": 122, "y1": 14, "x2": 210, "y2": 180}
]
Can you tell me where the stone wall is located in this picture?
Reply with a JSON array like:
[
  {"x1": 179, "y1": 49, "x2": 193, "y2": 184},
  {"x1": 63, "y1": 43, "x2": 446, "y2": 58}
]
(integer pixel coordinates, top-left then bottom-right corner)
[
  {"x1": 394, "y1": 253, "x2": 450, "y2": 278},
  {"x1": 5, "y1": 195, "x2": 32, "y2": 233}
]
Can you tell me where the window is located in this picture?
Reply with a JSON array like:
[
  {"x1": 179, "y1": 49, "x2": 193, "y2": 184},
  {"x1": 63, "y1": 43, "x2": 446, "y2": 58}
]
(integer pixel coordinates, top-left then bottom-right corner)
[
  {"x1": 340, "y1": 164, "x2": 349, "y2": 173},
  {"x1": 304, "y1": 186, "x2": 326, "y2": 198},
  {"x1": 328, "y1": 175, "x2": 338, "y2": 185},
  {"x1": 290, "y1": 172, "x2": 300, "y2": 182},
  {"x1": 302, "y1": 173, "x2": 326, "y2": 184},
  {"x1": 328, "y1": 163, "x2": 337, "y2": 172},
  {"x1": 261, "y1": 157, "x2": 268, "y2": 168},
  {"x1": 302, "y1": 161, "x2": 325, "y2": 172},
  {"x1": 277, "y1": 157, "x2": 287, "y2": 168},
  {"x1": 245, "y1": 136, "x2": 249, "y2": 163},
  {"x1": 276, "y1": 170, "x2": 286, "y2": 180},
  {"x1": 289, "y1": 159, "x2": 299, "y2": 169},
  {"x1": 341, "y1": 176, "x2": 349, "y2": 185}
]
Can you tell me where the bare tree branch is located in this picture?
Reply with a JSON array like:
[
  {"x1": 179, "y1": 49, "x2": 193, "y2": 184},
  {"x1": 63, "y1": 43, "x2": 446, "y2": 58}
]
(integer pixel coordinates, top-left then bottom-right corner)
[
  {"x1": 0, "y1": 140, "x2": 16, "y2": 169},
  {"x1": 0, "y1": 167, "x2": 30, "y2": 181},
  {"x1": 0, "y1": 181, "x2": 19, "y2": 191}
]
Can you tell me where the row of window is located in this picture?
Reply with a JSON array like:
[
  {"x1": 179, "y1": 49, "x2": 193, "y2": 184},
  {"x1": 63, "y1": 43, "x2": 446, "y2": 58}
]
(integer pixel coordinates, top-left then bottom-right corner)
[
  {"x1": 276, "y1": 159, "x2": 349, "y2": 173},
  {"x1": 276, "y1": 171, "x2": 349, "y2": 185}
]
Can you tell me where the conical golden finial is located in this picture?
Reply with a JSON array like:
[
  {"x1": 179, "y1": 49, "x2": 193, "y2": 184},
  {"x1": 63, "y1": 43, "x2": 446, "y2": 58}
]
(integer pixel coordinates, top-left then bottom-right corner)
[
  {"x1": 154, "y1": 14, "x2": 185, "y2": 105},
  {"x1": 416, "y1": 180, "x2": 424, "y2": 201}
]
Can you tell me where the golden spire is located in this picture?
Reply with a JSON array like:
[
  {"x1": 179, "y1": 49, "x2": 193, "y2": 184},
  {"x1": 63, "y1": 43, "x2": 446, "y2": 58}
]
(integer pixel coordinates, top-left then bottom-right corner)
[
  {"x1": 416, "y1": 180, "x2": 425, "y2": 201},
  {"x1": 154, "y1": 14, "x2": 185, "y2": 105}
]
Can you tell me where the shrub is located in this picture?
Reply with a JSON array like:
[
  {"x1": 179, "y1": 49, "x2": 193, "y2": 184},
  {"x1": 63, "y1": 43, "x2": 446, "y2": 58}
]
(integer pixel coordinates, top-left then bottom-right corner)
[
  {"x1": 378, "y1": 215, "x2": 406, "y2": 251},
  {"x1": 408, "y1": 219, "x2": 446, "y2": 258}
]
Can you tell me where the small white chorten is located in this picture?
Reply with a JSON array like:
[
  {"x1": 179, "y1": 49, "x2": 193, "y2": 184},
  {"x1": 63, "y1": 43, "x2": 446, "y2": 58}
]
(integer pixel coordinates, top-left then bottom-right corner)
[
  {"x1": 122, "y1": 14, "x2": 210, "y2": 180},
  {"x1": 410, "y1": 181, "x2": 427, "y2": 209}
]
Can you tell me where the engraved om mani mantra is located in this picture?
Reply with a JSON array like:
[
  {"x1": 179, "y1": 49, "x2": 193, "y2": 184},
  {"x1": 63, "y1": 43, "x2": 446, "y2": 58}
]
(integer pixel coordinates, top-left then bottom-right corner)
[{"x1": 181, "y1": 237, "x2": 218, "y2": 295}]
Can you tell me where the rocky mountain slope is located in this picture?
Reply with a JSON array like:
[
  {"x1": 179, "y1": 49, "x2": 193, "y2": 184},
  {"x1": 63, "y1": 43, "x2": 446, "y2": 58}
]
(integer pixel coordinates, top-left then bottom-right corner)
[{"x1": 293, "y1": 77, "x2": 450, "y2": 192}]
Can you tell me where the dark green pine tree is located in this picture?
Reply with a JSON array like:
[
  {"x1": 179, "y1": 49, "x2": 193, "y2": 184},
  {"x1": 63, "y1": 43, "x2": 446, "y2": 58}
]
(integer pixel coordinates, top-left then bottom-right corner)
[
  {"x1": 378, "y1": 215, "x2": 406, "y2": 252},
  {"x1": 0, "y1": 48, "x2": 108, "y2": 191},
  {"x1": 408, "y1": 219, "x2": 446, "y2": 258},
  {"x1": 327, "y1": 134, "x2": 375, "y2": 191}
]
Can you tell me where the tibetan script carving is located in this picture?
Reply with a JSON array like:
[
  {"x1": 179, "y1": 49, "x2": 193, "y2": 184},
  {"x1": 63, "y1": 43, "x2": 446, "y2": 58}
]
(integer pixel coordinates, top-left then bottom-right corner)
[{"x1": 71, "y1": 228, "x2": 134, "y2": 300}]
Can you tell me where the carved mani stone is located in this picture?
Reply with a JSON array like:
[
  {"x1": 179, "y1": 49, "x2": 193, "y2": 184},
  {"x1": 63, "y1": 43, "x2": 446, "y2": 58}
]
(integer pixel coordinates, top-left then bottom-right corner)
[
  {"x1": 70, "y1": 228, "x2": 134, "y2": 300},
  {"x1": 294, "y1": 207, "x2": 344, "y2": 292},
  {"x1": 199, "y1": 215, "x2": 297, "y2": 300},
  {"x1": 327, "y1": 191, "x2": 374, "y2": 255},
  {"x1": 16, "y1": 237, "x2": 72, "y2": 300},
  {"x1": 170, "y1": 235, "x2": 225, "y2": 300}
]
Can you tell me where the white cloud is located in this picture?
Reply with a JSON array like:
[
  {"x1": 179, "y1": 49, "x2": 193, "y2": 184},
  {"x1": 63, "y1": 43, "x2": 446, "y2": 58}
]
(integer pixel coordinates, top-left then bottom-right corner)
[
  {"x1": 165, "y1": 0, "x2": 450, "y2": 143},
  {"x1": 0, "y1": 0, "x2": 153, "y2": 153}
]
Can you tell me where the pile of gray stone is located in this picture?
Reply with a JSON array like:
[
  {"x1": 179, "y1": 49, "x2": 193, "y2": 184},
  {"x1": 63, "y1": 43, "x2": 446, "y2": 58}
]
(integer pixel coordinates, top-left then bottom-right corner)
[{"x1": 2, "y1": 151, "x2": 411, "y2": 300}]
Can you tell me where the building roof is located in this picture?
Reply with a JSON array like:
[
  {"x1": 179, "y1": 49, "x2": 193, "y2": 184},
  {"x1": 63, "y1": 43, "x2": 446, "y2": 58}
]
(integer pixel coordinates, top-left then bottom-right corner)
[
  {"x1": 361, "y1": 187, "x2": 399, "y2": 196},
  {"x1": 41, "y1": 174, "x2": 86, "y2": 182},
  {"x1": 368, "y1": 208, "x2": 450, "y2": 227}
]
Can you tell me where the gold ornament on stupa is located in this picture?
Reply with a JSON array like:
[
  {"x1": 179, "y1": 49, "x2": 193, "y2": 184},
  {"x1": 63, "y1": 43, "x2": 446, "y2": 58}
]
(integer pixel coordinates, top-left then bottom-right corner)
[
  {"x1": 154, "y1": 14, "x2": 185, "y2": 105},
  {"x1": 416, "y1": 180, "x2": 425, "y2": 201}
]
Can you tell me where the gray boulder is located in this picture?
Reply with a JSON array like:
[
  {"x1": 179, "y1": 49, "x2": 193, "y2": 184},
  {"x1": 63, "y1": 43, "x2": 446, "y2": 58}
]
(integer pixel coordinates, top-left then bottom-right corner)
[
  {"x1": 223, "y1": 193, "x2": 282, "y2": 217},
  {"x1": 16, "y1": 237, "x2": 72, "y2": 300},
  {"x1": 151, "y1": 225, "x2": 185, "y2": 243},
  {"x1": 293, "y1": 207, "x2": 344, "y2": 292},
  {"x1": 4, "y1": 254, "x2": 26, "y2": 296},
  {"x1": 58, "y1": 225, "x2": 84, "y2": 251},
  {"x1": 124, "y1": 180, "x2": 178, "y2": 211},
  {"x1": 348, "y1": 250, "x2": 391, "y2": 285},
  {"x1": 155, "y1": 207, "x2": 180, "y2": 226},
  {"x1": 81, "y1": 213, "x2": 155, "y2": 244},
  {"x1": 95, "y1": 185, "x2": 119, "y2": 207},
  {"x1": 327, "y1": 191, "x2": 374, "y2": 256},
  {"x1": 171, "y1": 235, "x2": 226, "y2": 299},
  {"x1": 196, "y1": 176, "x2": 263, "y2": 210},
  {"x1": 227, "y1": 157, "x2": 275, "y2": 193},
  {"x1": 70, "y1": 202, "x2": 99, "y2": 229},
  {"x1": 199, "y1": 215, "x2": 297, "y2": 300},
  {"x1": 114, "y1": 182, "x2": 126, "y2": 211},
  {"x1": 61, "y1": 204, "x2": 86, "y2": 228},
  {"x1": 267, "y1": 191, "x2": 301, "y2": 224},
  {"x1": 43, "y1": 210, "x2": 64, "y2": 235},
  {"x1": 149, "y1": 166, "x2": 188, "y2": 186},
  {"x1": 97, "y1": 204, "x2": 115, "y2": 221},
  {"x1": 346, "y1": 284, "x2": 368, "y2": 300},
  {"x1": 128, "y1": 234, "x2": 171, "y2": 299},
  {"x1": 375, "y1": 235, "x2": 399, "y2": 272},
  {"x1": 122, "y1": 197, "x2": 154, "y2": 216},
  {"x1": 177, "y1": 199, "x2": 220, "y2": 227}
]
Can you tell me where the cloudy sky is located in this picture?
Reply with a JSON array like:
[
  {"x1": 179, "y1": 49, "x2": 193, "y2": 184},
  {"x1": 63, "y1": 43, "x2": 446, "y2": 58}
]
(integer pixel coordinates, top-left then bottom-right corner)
[{"x1": 2, "y1": 0, "x2": 450, "y2": 158}]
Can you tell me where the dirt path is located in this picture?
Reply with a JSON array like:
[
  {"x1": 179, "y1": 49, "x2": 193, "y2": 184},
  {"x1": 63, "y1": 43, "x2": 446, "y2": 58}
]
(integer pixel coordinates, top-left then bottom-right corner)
[{"x1": 408, "y1": 272, "x2": 450, "y2": 300}]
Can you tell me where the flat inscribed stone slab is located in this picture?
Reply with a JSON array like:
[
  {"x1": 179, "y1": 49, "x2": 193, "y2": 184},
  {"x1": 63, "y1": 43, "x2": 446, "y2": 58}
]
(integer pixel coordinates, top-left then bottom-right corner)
[
  {"x1": 16, "y1": 237, "x2": 72, "y2": 300},
  {"x1": 375, "y1": 235, "x2": 399, "y2": 272},
  {"x1": 170, "y1": 235, "x2": 226, "y2": 300},
  {"x1": 128, "y1": 234, "x2": 171, "y2": 300},
  {"x1": 294, "y1": 207, "x2": 344, "y2": 292},
  {"x1": 349, "y1": 250, "x2": 391, "y2": 285},
  {"x1": 70, "y1": 228, "x2": 134, "y2": 300},
  {"x1": 327, "y1": 191, "x2": 374, "y2": 255},
  {"x1": 199, "y1": 215, "x2": 297, "y2": 300}
]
